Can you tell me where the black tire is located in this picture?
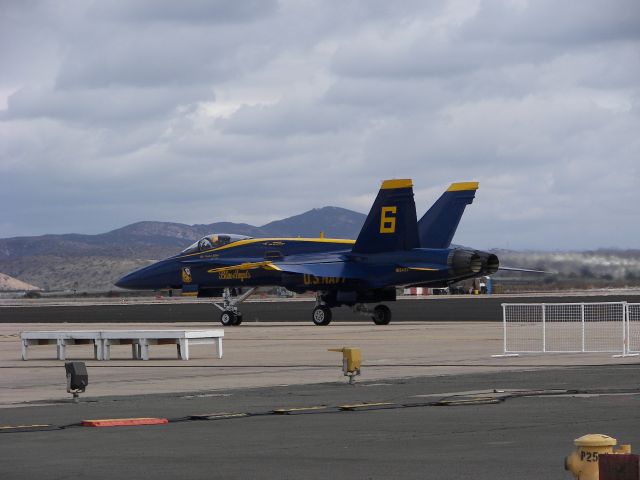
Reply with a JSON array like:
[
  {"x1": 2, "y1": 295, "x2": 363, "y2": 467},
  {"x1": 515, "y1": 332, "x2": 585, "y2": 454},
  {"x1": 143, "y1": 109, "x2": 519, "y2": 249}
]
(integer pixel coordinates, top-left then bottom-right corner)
[
  {"x1": 312, "y1": 305, "x2": 332, "y2": 326},
  {"x1": 220, "y1": 311, "x2": 236, "y2": 326},
  {"x1": 372, "y1": 304, "x2": 391, "y2": 325},
  {"x1": 233, "y1": 313, "x2": 243, "y2": 326}
]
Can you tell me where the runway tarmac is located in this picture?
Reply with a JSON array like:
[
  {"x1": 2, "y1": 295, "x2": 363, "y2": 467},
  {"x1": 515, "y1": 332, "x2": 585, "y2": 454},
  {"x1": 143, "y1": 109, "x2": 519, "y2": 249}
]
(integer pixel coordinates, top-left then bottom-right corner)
[
  {"x1": 2, "y1": 295, "x2": 639, "y2": 479},
  {"x1": 3, "y1": 293, "x2": 640, "y2": 323},
  {"x1": 1, "y1": 366, "x2": 639, "y2": 479}
]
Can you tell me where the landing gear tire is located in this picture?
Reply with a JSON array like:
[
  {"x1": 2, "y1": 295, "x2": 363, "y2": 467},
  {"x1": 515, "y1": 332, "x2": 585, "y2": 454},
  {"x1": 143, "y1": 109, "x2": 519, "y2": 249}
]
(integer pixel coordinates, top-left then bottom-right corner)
[
  {"x1": 220, "y1": 311, "x2": 236, "y2": 326},
  {"x1": 214, "y1": 287, "x2": 256, "y2": 327},
  {"x1": 372, "y1": 305, "x2": 391, "y2": 325},
  {"x1": 312, "y1": 305, "x2": 332, "y2": 326}
]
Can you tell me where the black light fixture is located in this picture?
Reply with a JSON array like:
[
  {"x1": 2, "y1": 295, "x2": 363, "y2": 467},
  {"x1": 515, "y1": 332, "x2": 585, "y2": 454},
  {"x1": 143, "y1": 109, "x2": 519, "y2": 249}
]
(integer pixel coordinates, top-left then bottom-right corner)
[{"x1": 65, "y1": 361, "x2": 88, "y2": 403}]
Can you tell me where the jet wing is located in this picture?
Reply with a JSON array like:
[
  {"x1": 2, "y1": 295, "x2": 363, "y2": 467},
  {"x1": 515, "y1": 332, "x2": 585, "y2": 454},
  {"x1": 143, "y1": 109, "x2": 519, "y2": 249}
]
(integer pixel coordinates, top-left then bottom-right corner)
[
  {"x1": 207, "y1": 259, "x2": 369, "y2": 279},
  {"x1": 183, "y1": 252, "x2": 347, "y2": 267},
  {"x1": 208, "y1": 261, "x2": 283, "y2": 273},
  {"x1": 271, "y1": 261, "x2": 369, "y2": 279},
  {"x1": 202, "y1": 251, "x2": 447, "y2": 278}
]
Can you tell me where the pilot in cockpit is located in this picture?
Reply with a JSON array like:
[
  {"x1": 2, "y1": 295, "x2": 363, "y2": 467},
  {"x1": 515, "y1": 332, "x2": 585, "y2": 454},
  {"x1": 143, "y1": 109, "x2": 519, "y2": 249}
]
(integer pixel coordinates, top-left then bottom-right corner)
[
  {"x1": 198, "y1": 237, "x2": 213, "y2": 251},
  {"x1": 181, "y1": 233, "x2": 250, "y2": 256},
  {"x1": 198, "y1": 235, "x2": 232, "y2": 251}
]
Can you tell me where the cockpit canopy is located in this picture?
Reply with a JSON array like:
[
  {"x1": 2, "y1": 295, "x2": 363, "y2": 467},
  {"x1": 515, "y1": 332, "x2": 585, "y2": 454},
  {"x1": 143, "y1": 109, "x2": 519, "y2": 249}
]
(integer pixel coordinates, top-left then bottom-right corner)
[{"x1": 180, "y1": 234, "x2": 252, "y2": 255}]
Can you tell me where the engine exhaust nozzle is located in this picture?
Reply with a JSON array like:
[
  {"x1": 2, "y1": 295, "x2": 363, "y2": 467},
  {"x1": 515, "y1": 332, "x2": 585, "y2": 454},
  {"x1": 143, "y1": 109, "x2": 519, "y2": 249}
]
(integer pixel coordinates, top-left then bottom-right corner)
[
  {"x1": 449, "y1": 250, "x2": 483, "y2": 275},
  {"x1": 476, "y1": 252, "x2": 500, "y2": 275}
]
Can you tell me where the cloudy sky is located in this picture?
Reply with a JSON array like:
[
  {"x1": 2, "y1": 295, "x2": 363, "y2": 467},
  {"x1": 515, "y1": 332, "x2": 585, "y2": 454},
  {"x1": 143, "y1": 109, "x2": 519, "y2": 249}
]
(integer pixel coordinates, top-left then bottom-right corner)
[{"x1": 1, "y1": 0, "x2": 639, "y2": 250}]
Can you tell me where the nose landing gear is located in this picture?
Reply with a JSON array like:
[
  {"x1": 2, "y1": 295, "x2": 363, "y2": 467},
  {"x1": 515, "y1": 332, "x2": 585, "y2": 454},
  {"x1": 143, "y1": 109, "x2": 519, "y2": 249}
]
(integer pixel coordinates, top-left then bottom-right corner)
[
  {"x1": 214, "y1": 287, "x2": 255, "y2": 326},
  {"x1": 220, "y1": 310, "x2": 242, "y2": 326}
]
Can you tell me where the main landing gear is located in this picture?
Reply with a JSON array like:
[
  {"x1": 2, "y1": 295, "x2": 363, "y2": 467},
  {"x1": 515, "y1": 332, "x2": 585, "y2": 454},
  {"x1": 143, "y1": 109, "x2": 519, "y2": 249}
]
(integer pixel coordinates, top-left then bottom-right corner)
[
  {"x1": 353, "y1": 303, "x2": 392, "y2": 325},
  {"x1": 312, "y1": 304, "x2": 332, "y2": 326},
  {"x1": 214, "y1": 287, "x2": 256, "y2": 326},
  {"x1": 312, "y1": 293, "x2": 392, "y2": 326},
  {"x1": 371, "y1": 305, "x2": 392, "y2": 325},
  {"x1": 214, "y1": 288, "x2": 392, "y2": 327}
]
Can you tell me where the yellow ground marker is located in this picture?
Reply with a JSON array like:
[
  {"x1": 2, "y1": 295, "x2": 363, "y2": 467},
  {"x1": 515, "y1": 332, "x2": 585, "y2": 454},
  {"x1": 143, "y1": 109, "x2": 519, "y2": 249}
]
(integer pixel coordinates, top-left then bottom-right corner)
[
  {"x1": 338, "y1": 402, "x2": 395, "y2": 411},
  {"x1": 273, "y1": 406, "x2": 328, "y2": 414},
  {"x1": 189, "y1": 413, "x2": 249, "y2": 420}
]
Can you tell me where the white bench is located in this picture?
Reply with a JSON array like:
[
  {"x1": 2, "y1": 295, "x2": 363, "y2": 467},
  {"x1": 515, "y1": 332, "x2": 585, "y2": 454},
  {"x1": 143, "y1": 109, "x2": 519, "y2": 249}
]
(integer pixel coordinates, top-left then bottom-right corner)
[
  {"x1": 101, "y1": 330, "x2": 224, "y2": 360},
  {"x1": 21, "y1": 331, "x2": 103, "y2": 361},
  {"x1": 20, "y1": 330, "x2": 224, "y2": 361}
]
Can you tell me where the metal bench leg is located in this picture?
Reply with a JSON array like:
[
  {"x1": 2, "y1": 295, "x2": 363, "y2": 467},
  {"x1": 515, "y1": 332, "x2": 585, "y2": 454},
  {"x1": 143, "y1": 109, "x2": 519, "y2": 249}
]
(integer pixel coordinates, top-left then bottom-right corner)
[
  {"x1": 140, "y1": 341, "x2": 149, "y2": 361},
  {"x1": 216, "y1": 338, "x2": 223, "y2": 359},
  {"x1": 57, "y1": 339, "x2": 66, "y2": 360},
  {"x1": 21, "y1": 340, "x2": 28, "y2": 361},
  {"x1": 178, "y1": 339, "x2": 189, "y2": 360},
  {"x1": 97, "y1": 340, "x2": 105, "y2": 361}
]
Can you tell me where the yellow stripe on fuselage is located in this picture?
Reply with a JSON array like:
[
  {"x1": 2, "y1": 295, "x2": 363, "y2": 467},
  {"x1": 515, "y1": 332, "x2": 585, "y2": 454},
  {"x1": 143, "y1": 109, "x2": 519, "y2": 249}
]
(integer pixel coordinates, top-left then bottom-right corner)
[
  {"x1": 381, "y1": 179, "x2": 413, "y2": 189},
  {"x1": 208, "y1": 261, "x2": 282, "y2": 273},
  {"x1": 447, "y1": 181, "x2": 479, "y2": 192},
  {"x1": 179, "y1": 237, "x2": 355, "y2": 259}
]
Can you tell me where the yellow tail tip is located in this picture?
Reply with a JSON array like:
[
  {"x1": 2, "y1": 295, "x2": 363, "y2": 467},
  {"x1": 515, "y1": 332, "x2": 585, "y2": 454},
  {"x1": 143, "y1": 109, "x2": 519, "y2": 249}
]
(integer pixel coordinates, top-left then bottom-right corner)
[
  {"x1": 381, "y1": 179, "x2": 413, "y2": 189},
  {"x1": 447, "y1": 181, "x2": 479, "y2": 192}
]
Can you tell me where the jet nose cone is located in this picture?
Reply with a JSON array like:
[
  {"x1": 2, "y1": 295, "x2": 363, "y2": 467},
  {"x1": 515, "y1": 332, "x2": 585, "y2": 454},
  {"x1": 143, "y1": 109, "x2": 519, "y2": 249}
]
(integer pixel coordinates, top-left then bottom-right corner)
[
  {"x1": 115, "y1": 265, "x2": 154, "y2": 289},
  {"x1": 115, "y1": 271, "x2": 138, "y2": 289},
  {"x1": 114, "y1": 261, "x2": 180, "y2": 290}
]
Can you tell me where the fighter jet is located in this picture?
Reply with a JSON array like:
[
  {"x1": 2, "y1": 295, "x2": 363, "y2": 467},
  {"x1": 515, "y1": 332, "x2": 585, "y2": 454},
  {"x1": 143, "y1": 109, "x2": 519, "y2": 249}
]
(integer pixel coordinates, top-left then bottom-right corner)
[{"x1": 116, "y1": 179, "x2": 514, "y2": 326}]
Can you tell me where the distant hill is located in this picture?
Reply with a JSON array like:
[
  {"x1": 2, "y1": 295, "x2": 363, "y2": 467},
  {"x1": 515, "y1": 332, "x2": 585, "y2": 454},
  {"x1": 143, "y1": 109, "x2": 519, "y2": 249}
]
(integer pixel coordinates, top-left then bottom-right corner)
[
  {"x1": 1, "y1": 208, "x2": 638, "y2": 293},
  {"x1": 261, "y1": 207, "x2": 365, "y2": 238},
  {"x1": 0, "y1": 206, "x2": 366, "y2": 291},
  {"x1": 0, "y1": 272, "x2": 41, "y2": 291},
  {"x1": 0, "y1": 206, "x2": 364, "y2": 260}
]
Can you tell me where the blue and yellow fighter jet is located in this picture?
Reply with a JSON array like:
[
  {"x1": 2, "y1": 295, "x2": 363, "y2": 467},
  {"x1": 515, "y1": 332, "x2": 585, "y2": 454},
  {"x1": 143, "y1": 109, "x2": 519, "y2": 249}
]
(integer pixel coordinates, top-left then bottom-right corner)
[{"x1": 116, "y1": 179, "x2": 501, "y2": 326}]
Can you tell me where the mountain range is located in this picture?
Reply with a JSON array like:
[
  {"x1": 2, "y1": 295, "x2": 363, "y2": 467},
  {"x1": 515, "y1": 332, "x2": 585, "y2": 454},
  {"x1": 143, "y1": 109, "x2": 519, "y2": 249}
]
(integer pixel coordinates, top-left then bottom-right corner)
[
  {"x1": 1, "y1": 206, "x2": 638, "y2": 293},
  {"x1": 0, "y1": 207, "x2": 366, "y2": 291}
]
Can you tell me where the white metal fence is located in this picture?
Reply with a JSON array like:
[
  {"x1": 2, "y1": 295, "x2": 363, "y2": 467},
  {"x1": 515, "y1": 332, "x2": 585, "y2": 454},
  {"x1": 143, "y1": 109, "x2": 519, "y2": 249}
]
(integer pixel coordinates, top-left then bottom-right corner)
[
  {"x1": 627, "y1": 303, "x2": 640, "y2": 354},
  {"x1": 495, "y1": 302, "x2": 639, "y2": 357}
]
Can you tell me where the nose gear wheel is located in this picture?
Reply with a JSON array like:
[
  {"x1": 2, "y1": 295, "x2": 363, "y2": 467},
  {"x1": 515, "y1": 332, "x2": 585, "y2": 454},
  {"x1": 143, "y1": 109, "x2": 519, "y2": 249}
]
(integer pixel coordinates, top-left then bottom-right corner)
[{"x1": 214, "y1": 288, "x2": 255, "y2": 326}]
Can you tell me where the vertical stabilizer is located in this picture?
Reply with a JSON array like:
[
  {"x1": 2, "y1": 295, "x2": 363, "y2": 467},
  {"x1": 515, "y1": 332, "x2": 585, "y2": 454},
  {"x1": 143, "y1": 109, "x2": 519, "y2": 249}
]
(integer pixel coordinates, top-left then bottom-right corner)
[
  {"x1": 352, "y1": 179, "x2": 419, "y2": 254},
  {"x1": 418, "y1": 182, "x2": 478, "y2": 249}
]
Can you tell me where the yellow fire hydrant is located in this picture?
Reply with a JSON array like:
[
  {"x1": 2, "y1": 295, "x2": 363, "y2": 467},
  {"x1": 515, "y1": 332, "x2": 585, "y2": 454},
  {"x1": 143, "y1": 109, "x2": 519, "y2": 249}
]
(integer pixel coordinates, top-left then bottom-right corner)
[
  {"x1": 565, "y1": 434, "x2": 631, "y2": 479},
  {"x1": 328, "y1": 347, "x2": 361, "y2": 384}
]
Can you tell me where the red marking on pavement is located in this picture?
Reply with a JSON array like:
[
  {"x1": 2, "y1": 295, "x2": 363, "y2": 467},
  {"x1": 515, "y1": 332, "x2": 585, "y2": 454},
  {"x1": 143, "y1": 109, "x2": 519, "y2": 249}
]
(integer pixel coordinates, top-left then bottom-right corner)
[{"x1": 82, "y1": 418, "x2": 168, "y2": 427}]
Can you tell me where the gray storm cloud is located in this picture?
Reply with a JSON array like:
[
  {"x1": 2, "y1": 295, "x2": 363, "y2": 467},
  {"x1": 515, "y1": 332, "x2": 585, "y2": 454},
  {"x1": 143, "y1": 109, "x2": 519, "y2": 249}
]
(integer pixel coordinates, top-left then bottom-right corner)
[{"x1": 0, "y1": 0, "x2": 639, "y2": 249}]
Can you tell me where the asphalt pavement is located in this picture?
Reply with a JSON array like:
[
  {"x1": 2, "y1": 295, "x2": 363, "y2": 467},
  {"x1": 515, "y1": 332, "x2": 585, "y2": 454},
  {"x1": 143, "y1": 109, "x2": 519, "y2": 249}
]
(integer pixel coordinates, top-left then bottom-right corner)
[
  {"x1": 2, "y1": 295, "x2": 639, "y2": 479},
  {"x1": 3, "y1": 294, "x2": 640, "y2": 323},
  {"x1": 1, "y1": 366, "x2": 639, "y2": 479}
]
